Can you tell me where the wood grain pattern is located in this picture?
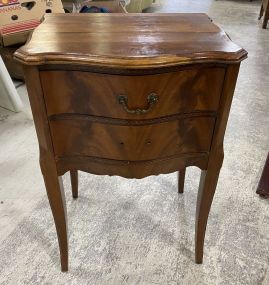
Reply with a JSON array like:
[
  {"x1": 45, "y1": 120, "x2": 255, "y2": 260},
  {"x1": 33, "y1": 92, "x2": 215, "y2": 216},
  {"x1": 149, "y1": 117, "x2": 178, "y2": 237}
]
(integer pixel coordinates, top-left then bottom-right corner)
[
  {"x1": 41, "y1": 68, "x2": 225, "y2": 119},
  {"x1": 16, "y1": 13, "x2": 247, "y2": 271},
  {"x1": 50, "y1": 117, "x2": 215, "y2": 161},
  {"x1": 14, "y1": 14, "x2": 247, "y2": 68}
]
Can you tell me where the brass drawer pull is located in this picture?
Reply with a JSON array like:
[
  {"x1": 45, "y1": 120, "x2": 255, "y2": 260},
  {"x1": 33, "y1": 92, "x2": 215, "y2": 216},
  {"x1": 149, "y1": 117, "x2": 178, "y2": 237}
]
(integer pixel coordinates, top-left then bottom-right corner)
[{"x1": 118, "y1": 93, "x2": 159, "y2": 115}]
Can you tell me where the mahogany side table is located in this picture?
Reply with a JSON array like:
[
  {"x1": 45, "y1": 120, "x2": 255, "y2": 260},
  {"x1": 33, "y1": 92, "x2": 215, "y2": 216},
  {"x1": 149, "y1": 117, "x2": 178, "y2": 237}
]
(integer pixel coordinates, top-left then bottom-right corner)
[{"x1": 15, "y1": 13, "x2": 247, "y2": 271}]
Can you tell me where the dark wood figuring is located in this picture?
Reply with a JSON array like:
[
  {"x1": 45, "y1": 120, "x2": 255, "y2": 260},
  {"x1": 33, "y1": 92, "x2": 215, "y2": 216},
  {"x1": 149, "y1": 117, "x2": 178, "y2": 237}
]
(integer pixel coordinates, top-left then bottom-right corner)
[
  {"x1": 50, "y1": 117, "x2": 215, "y2": 160},
  {"x1": 15, "y1": 13, "x2": 247, "y2": 272},
  {"x1": 40, "y1": 68, "x2": 225, "y2": 118}
]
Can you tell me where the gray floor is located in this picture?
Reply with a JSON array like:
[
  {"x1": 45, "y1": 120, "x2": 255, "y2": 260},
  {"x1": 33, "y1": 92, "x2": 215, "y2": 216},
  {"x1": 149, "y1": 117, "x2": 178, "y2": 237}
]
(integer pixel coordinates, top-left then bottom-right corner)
[{"x1": 0, "y1": 0, "x2": 269, "y2": 284}]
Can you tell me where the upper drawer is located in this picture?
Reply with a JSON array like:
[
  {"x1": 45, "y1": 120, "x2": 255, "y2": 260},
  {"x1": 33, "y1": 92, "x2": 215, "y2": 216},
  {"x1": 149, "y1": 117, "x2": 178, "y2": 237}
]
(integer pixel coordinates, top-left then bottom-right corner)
[{"x1": 41, "y1": 67, "x2": 225, "y2": 119}]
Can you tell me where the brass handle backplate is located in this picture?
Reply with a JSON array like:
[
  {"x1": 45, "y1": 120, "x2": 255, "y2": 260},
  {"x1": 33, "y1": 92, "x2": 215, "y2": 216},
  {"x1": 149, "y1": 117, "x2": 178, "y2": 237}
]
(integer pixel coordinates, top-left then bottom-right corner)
[{"x1": 117, "y1": 93, "x2": 159, "y2": 115}]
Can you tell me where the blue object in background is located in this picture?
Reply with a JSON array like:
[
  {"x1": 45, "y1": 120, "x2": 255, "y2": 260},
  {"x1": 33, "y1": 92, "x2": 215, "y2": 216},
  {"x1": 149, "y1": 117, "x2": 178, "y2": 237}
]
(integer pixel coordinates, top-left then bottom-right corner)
[{"x1": 80, "y1": 5, "x2": 110, "y2": 13}]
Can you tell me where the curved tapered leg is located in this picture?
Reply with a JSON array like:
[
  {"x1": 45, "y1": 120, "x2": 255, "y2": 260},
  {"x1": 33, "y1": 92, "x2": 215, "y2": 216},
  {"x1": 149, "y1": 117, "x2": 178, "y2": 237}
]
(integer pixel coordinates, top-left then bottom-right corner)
[
  {"x1": 42, "y1": 162, "x2": 68, "y2": 272},
  {"x1": 259, "y1": 4, "x2": 264, "y2": 20},
  {"x1": 70, "y1": 170, "x2": 78, "y2": 199},
  {"x1": 262, "y1": 9, "x2": 269, "y2": 28},
  {"x1": 178, "y1": 168, "x2": 186, "y2": 194},
  {"x1": 195, "y1": 149, "x2": 223, "y2": 264}
]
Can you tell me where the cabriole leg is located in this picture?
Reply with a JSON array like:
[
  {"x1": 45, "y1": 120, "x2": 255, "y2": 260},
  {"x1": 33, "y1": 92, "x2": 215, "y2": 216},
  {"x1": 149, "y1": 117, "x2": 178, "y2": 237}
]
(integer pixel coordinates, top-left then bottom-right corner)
[
  {"x1": 195, "y1": 149, "x2": 223, "y2": 263},
  {"x1": 42, "y1": 161, "x2": 68, "y2": 272}
]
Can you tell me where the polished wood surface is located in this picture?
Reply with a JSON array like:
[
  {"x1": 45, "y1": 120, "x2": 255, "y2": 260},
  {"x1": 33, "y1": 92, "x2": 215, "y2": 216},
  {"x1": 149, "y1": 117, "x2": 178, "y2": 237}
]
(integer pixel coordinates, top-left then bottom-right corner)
[
  {"x1": 15, "y1": 13, "x2": 247, "y2": 271},
  {"x1": 50, "y1": 117, "x2": 215, "y2": 160},
  {"x1": 15, "y1": 13, "x2": 247, "y2": 68},
  {"x1": 41, "y1": 68, "x2": 225, "y2": 118}
]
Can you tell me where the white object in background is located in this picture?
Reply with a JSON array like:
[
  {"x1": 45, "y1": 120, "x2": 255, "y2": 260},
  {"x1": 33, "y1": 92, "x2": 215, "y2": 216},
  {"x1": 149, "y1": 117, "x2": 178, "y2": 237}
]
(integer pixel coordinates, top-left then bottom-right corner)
[{"x1": 0, "y1": 56, "x2": 23, "y2": 112}]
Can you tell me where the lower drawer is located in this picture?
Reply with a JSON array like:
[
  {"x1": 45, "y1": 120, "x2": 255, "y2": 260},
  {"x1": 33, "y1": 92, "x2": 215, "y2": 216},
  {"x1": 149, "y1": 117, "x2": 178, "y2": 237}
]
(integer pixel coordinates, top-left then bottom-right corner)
[{"x1": 50, "y1": 117, "x2": 215, "y2": 161}]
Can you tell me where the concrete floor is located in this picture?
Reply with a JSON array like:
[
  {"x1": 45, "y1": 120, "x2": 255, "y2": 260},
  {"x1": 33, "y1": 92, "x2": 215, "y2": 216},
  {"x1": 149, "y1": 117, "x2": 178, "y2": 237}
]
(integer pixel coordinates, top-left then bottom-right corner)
[{"x1": 0, "y1": 0, "x2": 268, "y2": 283}]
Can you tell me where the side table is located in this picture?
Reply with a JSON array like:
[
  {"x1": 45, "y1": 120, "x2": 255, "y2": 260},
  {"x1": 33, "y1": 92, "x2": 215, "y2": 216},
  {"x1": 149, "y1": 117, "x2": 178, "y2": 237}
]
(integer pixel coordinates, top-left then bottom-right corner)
[{"x1": 15, "y1": 13, "x2": 247, "y2": 271}]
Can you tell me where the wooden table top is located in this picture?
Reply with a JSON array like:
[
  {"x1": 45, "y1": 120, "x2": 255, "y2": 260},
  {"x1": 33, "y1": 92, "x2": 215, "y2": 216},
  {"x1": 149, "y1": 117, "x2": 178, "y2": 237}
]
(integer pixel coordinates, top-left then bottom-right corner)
[{"x1": 15, "y1": 13, "x2": 247, "y2": 68}]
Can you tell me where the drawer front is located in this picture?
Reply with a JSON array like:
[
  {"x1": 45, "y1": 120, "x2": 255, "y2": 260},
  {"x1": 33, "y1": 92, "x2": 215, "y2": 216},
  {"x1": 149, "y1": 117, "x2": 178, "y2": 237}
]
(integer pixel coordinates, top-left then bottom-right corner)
[
  {"x1": 41, "y1": 67, "x2": 225, "y2": 119},
  {"x1": 50, "y1": 117, "x2": 215, "y2": 161}
]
